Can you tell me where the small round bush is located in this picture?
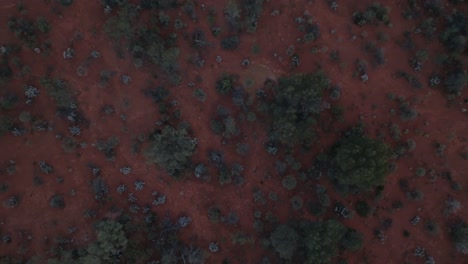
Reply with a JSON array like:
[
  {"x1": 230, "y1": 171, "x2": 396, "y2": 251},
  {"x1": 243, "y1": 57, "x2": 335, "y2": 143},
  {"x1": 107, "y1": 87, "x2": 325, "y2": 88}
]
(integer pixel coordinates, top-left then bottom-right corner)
[
  {"x1": 290, "y1": 196, "x2": 303, "y2": 210},
  {"x1": 415, "y1": 167, "x2": 426, "y2": 177},
  {"x1": 355, "y1": 201, "x2": 371, "y2": 217},
  {"x1": 282, "y1": 175, "x2": 297, "y2": 191},
  {"x1": 49, "y1": 194, "x2": 65, "y2": 208}
]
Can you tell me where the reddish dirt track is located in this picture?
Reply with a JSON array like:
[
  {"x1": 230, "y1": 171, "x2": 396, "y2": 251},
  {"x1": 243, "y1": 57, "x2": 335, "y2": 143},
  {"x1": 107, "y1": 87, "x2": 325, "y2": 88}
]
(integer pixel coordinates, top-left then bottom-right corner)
[{"x1": 0, "y1": 0, "x2": 466, "y2": 263}]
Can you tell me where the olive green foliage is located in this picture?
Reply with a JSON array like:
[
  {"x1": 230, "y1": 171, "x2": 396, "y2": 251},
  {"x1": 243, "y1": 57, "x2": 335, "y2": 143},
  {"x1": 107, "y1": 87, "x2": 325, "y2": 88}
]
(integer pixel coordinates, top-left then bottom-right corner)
[
  {"x1": 224, "y1": 0, "x2": 241, "y2": 31},
  {"x1": 301, "y1": 220, "x2": 347, "y2": 264},
  {"x1": 8, "y1": 17, "x2": 37, "y2": 47},
  {"x1": 437, "y1": 11, "x2": 467, "y2": 97},
  {"x1": 0, "y1": 93, "x2": 19, "y2": 111},
  {"x1": 40, "y1": 78, "x2": 76, "y2": 109},
  {"x1": 449, "y1": 220, "x2": 468, "y2": 254},
  {"x1": 269, "y1": 72, "x2": 329, "y2": 144},
  {"x1": 353, "y1": 3, "x2": 391, "y2": 26},
  {"x1": 139, "y1": 0, "x2": 178, "y2": 10},
  {"x1": 216, "y1": 74, "x2": 236, "y2": 95},
  {"x1": 86, "y1": 220, "x2": 128, "y2": 262},
  {"x1": 103, "y1": 2, "x2": 180, "y2": 78},
  {"x1": 36, "y1": 17, "x2": 51, "y2": 33},
  {"x1": 440, "y1": 11, "x2": 466, "y2": 54},
  {"x1": 221, "y1": 35, "x2": 240, "y2": 50},
  {"x1": 270, "y1": 220, "x2": 362, "y2": 263},
  {"x1": 145, "y1": 126, "x2": 197, "y2": 177},
  {"x1": 309, "y1": 185, "x2": 330, "y2": 216},
  {"x1": 59, "y1": 0, "x2": 74, "y2": 6},
  {"x1": 281, "y1": 175, "x2": 297, "y2": 190},
  {"x1": 103, "y1": 4, "x2": 137, "y2": 39},
  {"x1": 45, "y1": 213, "x2": 201, "y2": 263},
  {"x1": 224, "y1": 0, "x2": 264, "y2": 32},
  {"x1": 269, "y1": 224, "x2": 299, "y2": 260},
  {"x1": 355, "y1": 201, "x2": 371, "y2": 217},
  {"x1": 0, "y1": 116, "x2": 13, "y2": 136},
  {"x1": 242, "y1": 0, "x2": 264, "y2": 32},
  {"x1": 329, "y1": 134, "x2": 390, "y2": 193},
  {"x1": 0, "y1": 60, "x2": 13, "y2": 83},
  {"x1": 340, "y1": 229, "x2": 364, "y2": 252}
]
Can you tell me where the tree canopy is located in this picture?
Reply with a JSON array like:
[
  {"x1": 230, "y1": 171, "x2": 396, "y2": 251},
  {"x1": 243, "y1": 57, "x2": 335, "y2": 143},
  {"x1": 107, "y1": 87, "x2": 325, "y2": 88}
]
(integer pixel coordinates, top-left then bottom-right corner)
[
  {"x1": 269, "y1": 219, "x2": 363, "y2": 263},
  {"x1": 86, "y1": 220, "x2": 128, "y2": 263},
  {"x1": 145, "y1": 126, "x2": 197, "y2": 177},
  {"x1": 329, "y1": 134, "x2": 390, "y2": 193},
  {"x1": 269, "y1": 72, "x2": 329, "y2": 145}
]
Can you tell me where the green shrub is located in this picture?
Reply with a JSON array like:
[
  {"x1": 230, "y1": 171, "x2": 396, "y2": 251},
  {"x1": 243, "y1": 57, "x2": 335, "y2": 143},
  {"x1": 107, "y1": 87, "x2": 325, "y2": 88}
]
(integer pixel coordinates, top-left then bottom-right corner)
[
  {"x1": 243, "y1": 0, "x2": 265, "y2": 32},
  {"x1": 8, "y1": 17, "x2": 37, "y2": 47},
  {"x1": 40, "y1": 78, "x2": 76, "y2": 109},
  {"x1": 49, "y1": 194, "x2": 65, "y2": 208},
  {"x1": 424, "y1": 219, "x2": 440, "y2": 236},
  {"x1": 269, "y1": 72, "x2": 329, "y2": 145},
  {"x1": 0, "y1": 116, "x2": 13, "y2": 136},
  {"x1": 415, "y1": 167, "x2": 426, "y2": 177},
  {"x1": 208, "y1": 206, "x2": 221, "y2": 223},
  {"x1": 329, "y1": 134, "x2": 390, "y2": 193},
  {"x1": 193, "y1": 88, "x2": 207, "y2": 102},
  {"x1": 290, "y1": 196, "x2": 303, "y2": 210},
  {"x1": 449, "y1": 220, "x2": 468, "y2": 253},
  {"x1": 282, "y1": 175, "x2": 297, "y2": 190},
  {"x1": 353, "y1": 3, "x2": 391, "y2": 26},
  {"x1": 221, "y1": 35, "x2": 240, "y2": 50},
  {"x1": 145, "y1": 126, "x2": 196, "y2": 177},
  {"x1": 216, "y1": 74, "x2": 236, "y2": 95},
  {"x1": 231, "y1": 232, "x2": 253, "y2": 245},
  {"x1": 36, "y1": 17, "x2": 50, "y2": 33},
  {"x1": 340, "y1": 229, "x2": 364, "y2": 251},
  {"x1": 0, "y1": 62, "x2": 13, "y2": 83},
  {"x1": 269, "y1": 224, "x2": 299, "y2": 260},
  {"x1": 355, "y1": 201, "x2": 371, "y2": 217},
  {"x1": 440, "y1": 11, "x2": 466, "y2": 54},
  {"x1": 59, "y1": 0, "x2": 73, "y2": 6},
  {"x1": 86, "y1": 220, "x2": 128, "y2": 262}
]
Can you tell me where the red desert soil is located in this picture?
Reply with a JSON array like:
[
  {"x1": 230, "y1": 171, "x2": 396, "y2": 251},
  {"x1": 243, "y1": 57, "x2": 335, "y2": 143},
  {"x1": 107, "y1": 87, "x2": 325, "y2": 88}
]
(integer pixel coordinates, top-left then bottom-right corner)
[{"x1": 0, "y1": 0, "x2": 466, "y2": 263}]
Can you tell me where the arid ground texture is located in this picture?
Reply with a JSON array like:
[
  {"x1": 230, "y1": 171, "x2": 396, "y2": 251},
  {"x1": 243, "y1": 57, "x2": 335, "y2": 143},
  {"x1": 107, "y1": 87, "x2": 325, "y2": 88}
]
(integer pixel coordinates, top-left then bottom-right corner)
[{"x1": 0, "y1": 0, "x2": 466, "y2": 263}]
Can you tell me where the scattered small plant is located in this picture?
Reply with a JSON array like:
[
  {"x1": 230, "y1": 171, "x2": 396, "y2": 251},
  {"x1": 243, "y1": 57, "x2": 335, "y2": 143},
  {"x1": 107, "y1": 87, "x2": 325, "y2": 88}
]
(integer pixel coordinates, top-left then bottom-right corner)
[
  {"x1": 134, "y1": 180, "x2": 145, "y2": 191},
  {"x1": 49, "y1": 194, "x2": 65, "y2": 208},
  {"x1": 38, "y1": 161, "x2": 54, "y2": 174}
]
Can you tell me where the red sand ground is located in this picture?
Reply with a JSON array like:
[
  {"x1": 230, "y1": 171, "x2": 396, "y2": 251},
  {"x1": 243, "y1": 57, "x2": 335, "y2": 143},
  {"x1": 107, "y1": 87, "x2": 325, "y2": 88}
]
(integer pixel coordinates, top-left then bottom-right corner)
[{"x1": 0, "y1": 0, "x2": 466, "y2": 263}]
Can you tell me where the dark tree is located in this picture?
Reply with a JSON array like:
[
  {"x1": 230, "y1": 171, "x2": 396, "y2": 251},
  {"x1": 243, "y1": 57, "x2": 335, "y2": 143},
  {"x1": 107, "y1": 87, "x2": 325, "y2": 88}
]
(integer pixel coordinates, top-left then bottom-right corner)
[
  {"x1": 269, "y1": 72, "x2": 329, "y2": 145},
  {"x1": 329, "y1": 134, "x2": 390, "y2": 193},
  {"x1": 145, "y1": 126, "x2": 197, "y2": 177}
]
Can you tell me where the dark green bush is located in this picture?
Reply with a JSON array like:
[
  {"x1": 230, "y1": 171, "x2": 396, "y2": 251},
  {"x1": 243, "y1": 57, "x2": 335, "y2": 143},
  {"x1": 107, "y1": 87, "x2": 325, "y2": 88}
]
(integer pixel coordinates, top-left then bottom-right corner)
[
  {"x1": 59, "y1": 0, "x2": 74, "y2": 6},
  {"x1": 328, "y1": 134, "x2": 390, "y2": 193},
  {"x1": 449, "y1": 220, "x2": 468, "y2": 253},
  {"x1": 282, "y1": 175, "x2": 297, "y2": 190},
  {"x1": 353, "y1": 3, "x2": 391, "y2": 26},
  {"x1": 440, "y1": 11, "x2": 467, "y2": 54},
  {"x1": 269, "y1": 72, "x2": 329, "y2": 145},
  {"x1": 242, "y1": 0, "x2": 265, "y2": 32},
  {"x1": 290, "y1": 196, "x2": 303, "y2": 211},
  {"x1": 145, "y1": 126, "x2": 196, "y2": 177},
  {"x1": 8, "y1": 17, "x2": 37, "y2": 47},
  {"x1": 355, "y1": 201, "x2": 371, "y2": 217},
  {"x1": 221, "y1": 35, "x2": 240, "y2": 50},
  {"x1": 270, "y1": 219, "x2": 360, "y2": 263},
  {"x1": 40, "y1": 78, "x2": 76, "y2": 109},
  {"x1": 0, "y1": 116, "x2": 13, "y2": 136},
  {"x1": 216, "y1": 74, "x2": 236, "y2": 95},
  {"x1": 49, "y1": 194, "x2": 65, "y2": 208},
  {"x1": 86, "y1": 220, "x2": 128, "y2": 262},
  {"x1": 269, "y1": 224, "x2": 299, "y2": 260},
  {"x1": 36, "y1": 17, "x2": 50, "y2": 33},
  {"x1": 340, "y1": 229, "x2": 364, "y2": 251}
]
